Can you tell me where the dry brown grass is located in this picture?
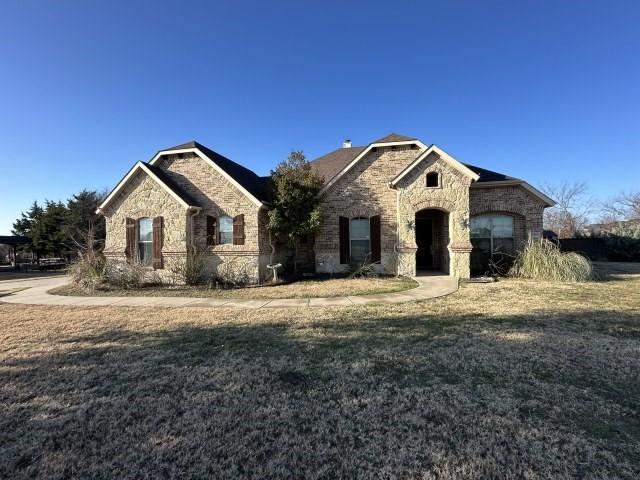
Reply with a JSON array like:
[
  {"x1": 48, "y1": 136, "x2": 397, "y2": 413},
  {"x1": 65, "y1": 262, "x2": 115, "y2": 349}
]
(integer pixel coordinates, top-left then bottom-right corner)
[
  {"x1": 1, "y1": 276, "x2": 640, "y2": 478},
  {"x1": 49, "y1": 276, "x2": 418, "y2": 299}
]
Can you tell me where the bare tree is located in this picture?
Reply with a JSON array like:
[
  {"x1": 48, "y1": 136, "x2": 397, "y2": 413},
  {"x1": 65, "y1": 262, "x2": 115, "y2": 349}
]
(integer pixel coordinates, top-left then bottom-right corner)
[
  {"x1": 541, "y1": 181, "x2": 594, "y2": 238},
  {"x1": 601, "y1": 191, "x2": 640, "y2": 222}
]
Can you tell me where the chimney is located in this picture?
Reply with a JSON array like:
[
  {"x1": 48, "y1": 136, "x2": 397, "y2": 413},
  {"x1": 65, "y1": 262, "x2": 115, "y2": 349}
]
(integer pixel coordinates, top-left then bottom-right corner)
[{"x1": 342, "y1": 139, "x2": 352, "y2": 148}]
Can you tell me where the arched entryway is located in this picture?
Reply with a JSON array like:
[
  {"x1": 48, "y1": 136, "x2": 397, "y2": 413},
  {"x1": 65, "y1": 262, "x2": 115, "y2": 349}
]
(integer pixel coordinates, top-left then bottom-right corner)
[{"x1": 415, "y1": 209, "x2": 449, "y2": 274}]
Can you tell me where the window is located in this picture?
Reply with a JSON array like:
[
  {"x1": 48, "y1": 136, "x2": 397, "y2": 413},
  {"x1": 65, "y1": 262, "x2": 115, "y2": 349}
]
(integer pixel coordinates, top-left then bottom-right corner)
[
  {"x1": 219, "y1": 215, "x2": 233, "y2": 244},
  {"x1": 426, "y1": 172, "x2": 439, "y2": 188},
  {"x1": 137, "y1": 217, "x2": 153, "y2": 266},
  {"x1": 470, "y1": 214, "x2": 514, "y2": 255},
  {"x1": 350, "y1": 217, "x2": 370, "y2": 263}
]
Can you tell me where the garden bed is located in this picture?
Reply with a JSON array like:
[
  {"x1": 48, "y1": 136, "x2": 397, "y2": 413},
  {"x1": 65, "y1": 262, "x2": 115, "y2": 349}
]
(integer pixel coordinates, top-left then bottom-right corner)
[{"x1": 49, "y1": 276, "x2": 418, "y2": 299}]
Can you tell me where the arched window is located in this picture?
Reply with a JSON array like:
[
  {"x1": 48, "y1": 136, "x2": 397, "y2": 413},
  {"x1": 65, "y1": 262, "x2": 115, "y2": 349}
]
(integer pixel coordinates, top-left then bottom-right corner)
[
  {"x1": 219, "y1": 215, "x2": 233, "y2": 244},
  {"x1": 137, "y1": 217, "x2": 153, "y2": 266},
  {"x1": 470, "y1": 214, "x2": 514, "y2": 255},
  {"x1": 350, "y1": 217, "x2": 370, "y2": 263},
  {"x1": 426, "y1": 172, "x2": 439, "y2": 188}
]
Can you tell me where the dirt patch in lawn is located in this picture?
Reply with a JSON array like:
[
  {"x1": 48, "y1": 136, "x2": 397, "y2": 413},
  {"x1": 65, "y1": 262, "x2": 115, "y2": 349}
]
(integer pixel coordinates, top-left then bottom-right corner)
[
  {"x1": 48, "y1": 276, "x2": 418, "y2": 299},
  {"x1": 1, "y1": 277, "x2": 640, "y2": 478}
]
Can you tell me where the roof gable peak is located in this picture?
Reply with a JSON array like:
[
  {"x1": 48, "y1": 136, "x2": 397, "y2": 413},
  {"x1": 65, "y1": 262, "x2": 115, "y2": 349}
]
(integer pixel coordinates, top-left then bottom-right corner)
[{"x1": 373, "y1": 133, "x2": 417, "y2": 144}]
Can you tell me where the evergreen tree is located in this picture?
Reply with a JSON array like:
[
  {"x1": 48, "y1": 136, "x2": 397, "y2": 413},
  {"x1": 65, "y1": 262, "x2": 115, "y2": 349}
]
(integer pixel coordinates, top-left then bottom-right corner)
[
  {"x1": 65, "y1": 189, "x2": 106, "y2": 251},
  {"x1": 267, "y1": 150, "x2": 324, "y2": 274}
]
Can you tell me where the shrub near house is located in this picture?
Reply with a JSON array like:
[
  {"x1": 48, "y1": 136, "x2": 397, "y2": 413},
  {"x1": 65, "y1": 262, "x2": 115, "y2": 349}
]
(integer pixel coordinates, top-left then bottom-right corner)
[{"x1": 97, "y1": 134, "x2": 555, "y2": 283}]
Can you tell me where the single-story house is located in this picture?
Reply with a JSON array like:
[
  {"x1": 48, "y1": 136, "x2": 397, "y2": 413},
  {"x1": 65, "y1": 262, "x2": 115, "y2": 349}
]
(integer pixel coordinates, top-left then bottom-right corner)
[{"x1": 97, "y1": 133, "x2": 555, "y2": 282}]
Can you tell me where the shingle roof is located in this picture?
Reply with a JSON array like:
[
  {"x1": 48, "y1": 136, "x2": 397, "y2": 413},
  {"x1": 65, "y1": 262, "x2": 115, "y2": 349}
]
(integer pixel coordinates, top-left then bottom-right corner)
[
  {"x1": 161, "y1": 141, "x2": 269, "y2": 203},
  {"x1": 308, "y1": 145, "x2": 367, "y2": 183},
  {"x1": 144, "y1": 163, "x2": 201, "y2": 207},
  {"x1": 463, "y1": 163, "x2": 515, "y2": 183},
  {"x1": 160, "y1": 138, "x2": 517, "y2": 195},
  {"x1": 374, "y1": 133, "x2": 417, "y2": 143}
]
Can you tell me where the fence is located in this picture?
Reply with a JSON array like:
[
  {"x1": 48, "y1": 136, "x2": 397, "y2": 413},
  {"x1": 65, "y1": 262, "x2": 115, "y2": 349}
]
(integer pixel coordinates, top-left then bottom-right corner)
[{"x1": 559, "y1": 237, "x2": 640, "y2": 262}]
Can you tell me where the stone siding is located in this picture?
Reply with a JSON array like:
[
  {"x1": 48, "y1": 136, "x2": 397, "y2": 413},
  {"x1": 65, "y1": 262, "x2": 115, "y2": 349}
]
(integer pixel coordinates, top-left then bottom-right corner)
[
  {"x1": 315, "y1": 145, "x2": 421, "y2": 274},
  {"x1": 102, "y1": 170, "x2": 188, "y2": 281},
  {"x1": 395, "y1": 152, "x2": 473, "y2": 278}
]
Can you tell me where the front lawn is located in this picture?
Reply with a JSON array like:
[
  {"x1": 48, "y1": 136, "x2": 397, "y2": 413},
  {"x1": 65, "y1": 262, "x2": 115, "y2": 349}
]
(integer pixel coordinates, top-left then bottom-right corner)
[
  {"x1": 49, "y1": 275, "x2": 418, "y2": 299},
  {"x1": 1, "y1": 275, "x2": 639, "y2": 478}
]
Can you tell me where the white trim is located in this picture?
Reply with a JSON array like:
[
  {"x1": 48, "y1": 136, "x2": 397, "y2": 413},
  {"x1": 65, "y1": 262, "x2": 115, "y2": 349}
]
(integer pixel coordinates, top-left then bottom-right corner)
[
  {"x1": 149, "y1": 147, "x2": 264, "y2": 207},
  {"x1": 470, "y1": 180, "x2": 556, "y2": 207},
  {"x1": 390, "y1": 145, "x2": 480, "y2": 187},
  {"x1": 319, "y1": 139, "x2": 429, "y2": 196},
  {"x1": 96, "y1": 161, "x2": 198, "y2": 214}
]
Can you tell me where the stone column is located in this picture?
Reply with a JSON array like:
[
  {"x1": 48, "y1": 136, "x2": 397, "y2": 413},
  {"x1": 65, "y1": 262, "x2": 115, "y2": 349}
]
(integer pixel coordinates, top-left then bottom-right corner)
[{"x1": 397, "y1": 243, "x2": 418, "y2": 277}]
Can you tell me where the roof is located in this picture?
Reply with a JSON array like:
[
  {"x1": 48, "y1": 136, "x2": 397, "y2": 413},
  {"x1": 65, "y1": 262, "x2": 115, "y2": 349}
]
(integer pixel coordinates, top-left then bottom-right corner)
[
  {"x1": 309, "y1": 145, "x2": 367, "y2": 182},
  {"x1": 463, "y1": 164, "x2": 515, "y2": 183},
  {"x1": 144, "y1": 163, "x2": 201, "y2": 207},
  {"x1": 160, "y1": 141, "x2": 269, "y2": 203},
  {"x1": 374, "y1": 133, "x2": 417, "y2": 143}
]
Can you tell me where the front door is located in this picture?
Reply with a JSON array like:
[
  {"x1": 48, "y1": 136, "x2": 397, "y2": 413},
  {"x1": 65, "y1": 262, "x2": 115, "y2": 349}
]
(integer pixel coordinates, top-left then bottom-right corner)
[{"x1": 415, "y1": 218, "x2": 433, "y2": 270}]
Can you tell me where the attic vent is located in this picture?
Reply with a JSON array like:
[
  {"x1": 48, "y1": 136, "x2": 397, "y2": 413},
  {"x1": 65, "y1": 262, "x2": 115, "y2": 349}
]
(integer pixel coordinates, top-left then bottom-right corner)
[{"x1": 342, "y1": 139, "x2": 352, "y2": 148}]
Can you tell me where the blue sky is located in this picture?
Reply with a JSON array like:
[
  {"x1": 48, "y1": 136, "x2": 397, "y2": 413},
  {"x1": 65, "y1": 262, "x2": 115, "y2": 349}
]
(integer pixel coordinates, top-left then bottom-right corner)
[{"x1": 1, "y1": 1, "x2": 638, "y2": 234}]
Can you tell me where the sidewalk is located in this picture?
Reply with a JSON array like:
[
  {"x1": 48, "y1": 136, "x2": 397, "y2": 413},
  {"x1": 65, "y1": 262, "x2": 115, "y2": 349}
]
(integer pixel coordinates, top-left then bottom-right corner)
[{"x1": 0, "y1": 275, "x2": 458, "y2": 309}]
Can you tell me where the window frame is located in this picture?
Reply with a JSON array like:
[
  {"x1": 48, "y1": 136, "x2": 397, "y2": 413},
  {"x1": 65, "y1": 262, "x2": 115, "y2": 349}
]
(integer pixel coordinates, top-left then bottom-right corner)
[
  {"x1": 137, "y1": 217, "x2": 153, "y2": 266},
  {"x1": 350, "y1": 217, "x2": 371, "y2": 264},
  {"x1": 218, "y1": 215, "x2": 233, "y2": 245},
  {"x1": 426, "y1": 172, "x2": 440, "y2": 188},
  {"x1": 470, "y1": 214, "x2": 515, "y2": 255}
]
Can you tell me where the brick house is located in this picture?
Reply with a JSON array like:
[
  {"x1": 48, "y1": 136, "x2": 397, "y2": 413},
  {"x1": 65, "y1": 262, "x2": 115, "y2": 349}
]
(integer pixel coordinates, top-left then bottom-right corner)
[{"x1": 97, "y1": 133, "x2": 554, "y2": 282}]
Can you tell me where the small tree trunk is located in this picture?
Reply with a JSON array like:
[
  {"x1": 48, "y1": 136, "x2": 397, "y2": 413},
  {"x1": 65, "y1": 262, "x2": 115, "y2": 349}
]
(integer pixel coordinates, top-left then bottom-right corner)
[{"x1": 293, "y1": 241, "x2": 298, "y2": 276}]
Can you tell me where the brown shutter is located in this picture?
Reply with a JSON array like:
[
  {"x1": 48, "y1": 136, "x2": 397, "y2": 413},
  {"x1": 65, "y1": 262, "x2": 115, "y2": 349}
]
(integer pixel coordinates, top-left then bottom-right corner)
[
  {"x1": 152, "y1": 216, "x2": 163, "y2": 269},
  {"x1": 125, "y1": 218, "x2": 136, "y2": 262},
  {"x1": 233, "y1": 214, "x2": 245, "y2": 245},
  {"x1": 206, "y1": 215, "x2": 217, "y2": 246},
  {"x1": 370, "y1": 215, "x2": 381, "y2": 263},
  {"x1": 339, "y1": 216, "x2": 349, "y2": 264}
]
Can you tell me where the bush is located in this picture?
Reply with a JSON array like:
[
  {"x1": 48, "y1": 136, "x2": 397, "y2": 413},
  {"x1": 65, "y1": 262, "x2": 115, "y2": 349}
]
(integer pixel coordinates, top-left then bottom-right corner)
[
  {"x1": 348, "y1": 256, "x2": 379, "y2": 279},
  {"x1": 68, "y1": 252, "x2": 105, "y2": 293},
  {"x1": 510, "y1": 239, "x2": 593, "y2": 282},
  {"x1": 211, "y1": 257, "x2": 258, "y2": 288},
  {"x1": 166, "y1": 250, "x2": 207, "y2": 286},
  {"x1": 104, "y1": 260, "x2": 147, "y2": 289}
]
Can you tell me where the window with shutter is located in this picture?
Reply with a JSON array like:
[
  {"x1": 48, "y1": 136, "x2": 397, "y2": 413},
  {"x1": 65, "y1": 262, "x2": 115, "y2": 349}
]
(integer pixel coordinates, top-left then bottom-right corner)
[
  {"x1": 233, "y1": 214, "x2": 245, "y2": 245},
  {"x1": 219, "y1": 216, "x2": 233, "y2": 244},
  {"x1": 350, "y1": 217, "x2": 370, "y2": 264},
  {"x1": 136, "y1": 218, "x2": 153, "y2": 266}
]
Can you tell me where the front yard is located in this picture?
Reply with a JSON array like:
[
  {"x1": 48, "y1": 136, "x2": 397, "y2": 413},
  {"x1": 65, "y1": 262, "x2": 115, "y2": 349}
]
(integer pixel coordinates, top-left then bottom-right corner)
[{"x1": 1, "y1": 273, "x2": 639, "y2": 478}]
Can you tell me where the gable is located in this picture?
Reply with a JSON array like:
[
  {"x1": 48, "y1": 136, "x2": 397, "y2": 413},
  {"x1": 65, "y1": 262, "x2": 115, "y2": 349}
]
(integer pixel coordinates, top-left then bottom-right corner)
[
  {"x1": 155, "y1": 152, "x2": 262, "y2": 216},
  {"x1": 317, "y1": 138, "x2": 429, "y2": 196},
  {"x1": 149, "y1": 142, "x2": 268, "y2": 206},
  {"x1": 390, "y1": 145, "x2": 480, "y2": 187},
  {"x1": 97, "y1": 162, "x2": 199, "y2": 215}
]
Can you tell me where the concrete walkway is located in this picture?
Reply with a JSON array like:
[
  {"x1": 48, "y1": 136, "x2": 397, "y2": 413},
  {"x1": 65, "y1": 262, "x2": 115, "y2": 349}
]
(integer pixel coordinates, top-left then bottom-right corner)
[{"x1": 0, "y1": 275, "x2": 458, "y2": 309}]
